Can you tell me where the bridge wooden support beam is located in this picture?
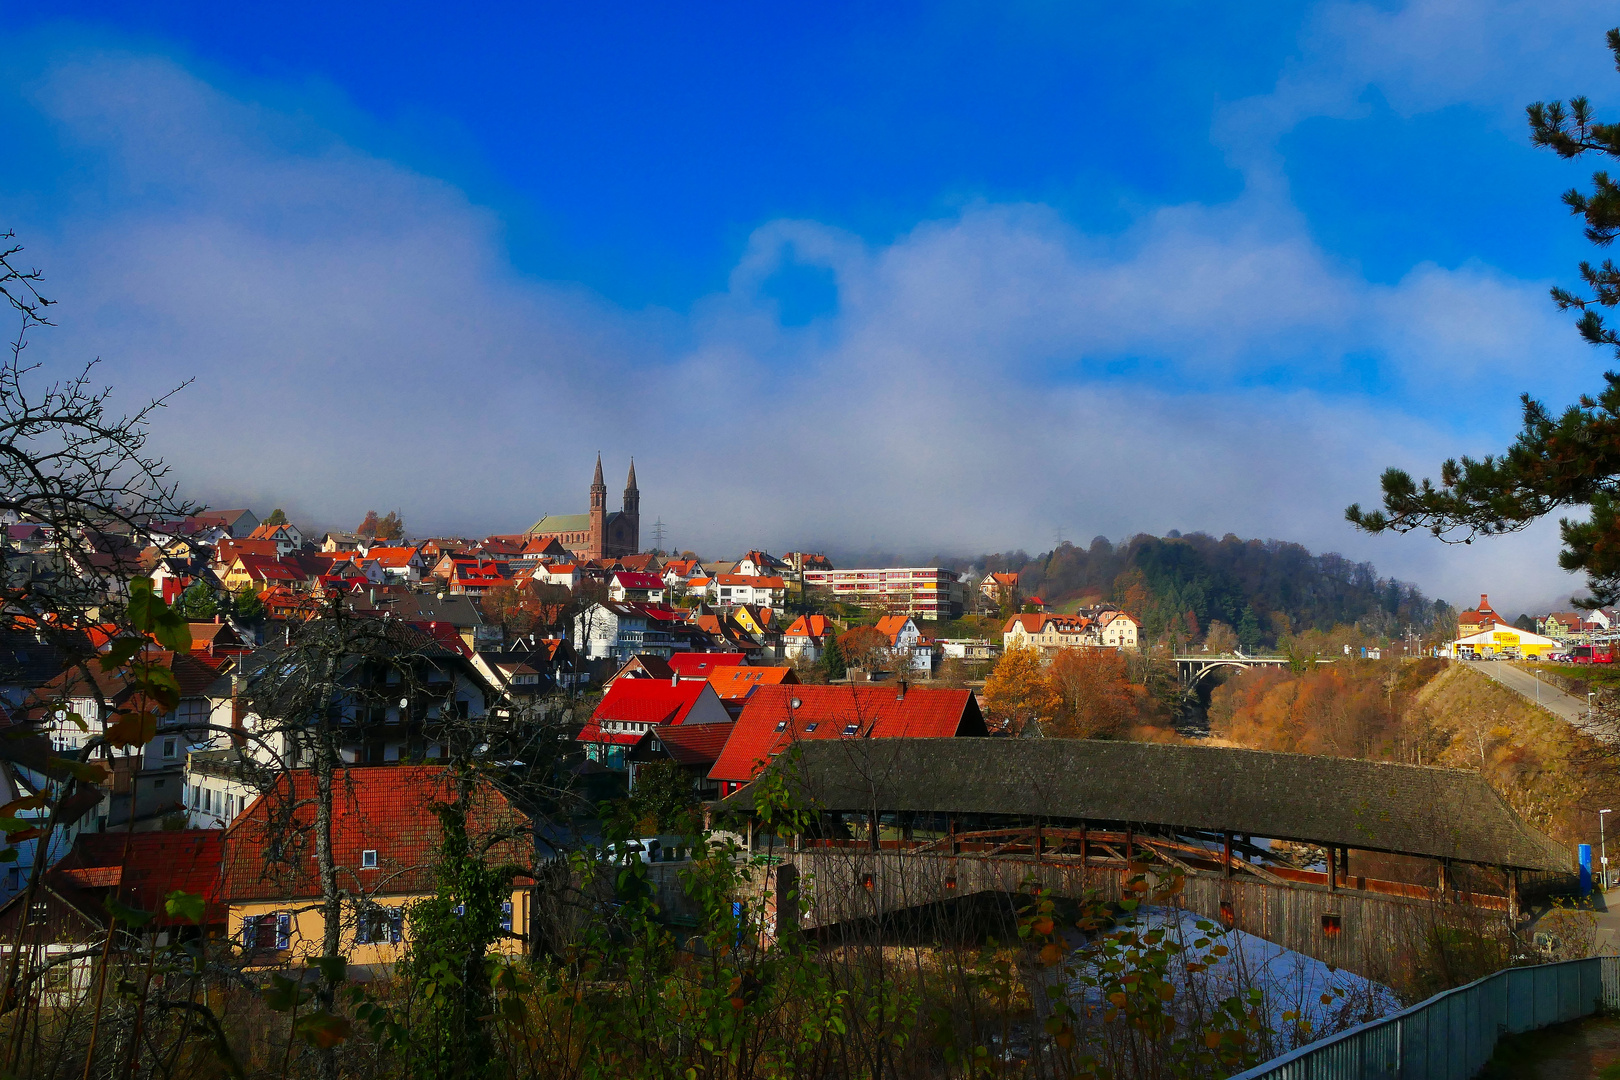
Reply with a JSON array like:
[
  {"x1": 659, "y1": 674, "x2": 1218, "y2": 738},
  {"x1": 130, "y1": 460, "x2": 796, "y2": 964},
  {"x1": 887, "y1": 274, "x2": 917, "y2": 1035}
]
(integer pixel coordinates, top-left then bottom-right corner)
[
  {"x1": 779, "y1": 847, "x2": 1517, "y2": 985},
  {"x1": 1222, "y1": 831, "x2": 1232, "y2": 878}
]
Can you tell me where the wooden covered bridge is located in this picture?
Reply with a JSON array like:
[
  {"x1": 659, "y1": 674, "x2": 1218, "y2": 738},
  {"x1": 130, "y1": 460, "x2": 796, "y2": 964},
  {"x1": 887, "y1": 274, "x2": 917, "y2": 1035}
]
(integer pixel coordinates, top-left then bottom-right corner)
[{"x1": 736, "y1": 739, "x2": 1572, "y2": 983}]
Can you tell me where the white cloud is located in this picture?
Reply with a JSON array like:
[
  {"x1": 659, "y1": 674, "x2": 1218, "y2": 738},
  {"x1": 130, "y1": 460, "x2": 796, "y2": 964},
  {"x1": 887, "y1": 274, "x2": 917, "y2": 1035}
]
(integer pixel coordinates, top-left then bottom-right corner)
[
  {"x1": 2, "y1": 44, "x2": 1592, "y2": 613},
  {"x1": 1218, "y1": 0, "x2": 1620, "y2": 179}
]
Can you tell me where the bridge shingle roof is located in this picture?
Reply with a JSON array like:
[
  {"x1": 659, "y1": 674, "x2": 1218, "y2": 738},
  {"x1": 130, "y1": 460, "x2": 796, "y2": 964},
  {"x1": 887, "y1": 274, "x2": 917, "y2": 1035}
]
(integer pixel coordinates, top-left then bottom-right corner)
[{"x1": 763, "y1": 738, "x2": 1570, "y2": 873}]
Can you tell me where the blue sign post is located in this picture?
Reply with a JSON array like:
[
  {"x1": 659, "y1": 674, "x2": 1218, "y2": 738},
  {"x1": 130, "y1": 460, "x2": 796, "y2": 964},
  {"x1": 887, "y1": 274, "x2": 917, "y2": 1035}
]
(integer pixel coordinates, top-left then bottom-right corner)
[{"x1": 1580, "y1": 843, "x2": 1594, "y2": 895}]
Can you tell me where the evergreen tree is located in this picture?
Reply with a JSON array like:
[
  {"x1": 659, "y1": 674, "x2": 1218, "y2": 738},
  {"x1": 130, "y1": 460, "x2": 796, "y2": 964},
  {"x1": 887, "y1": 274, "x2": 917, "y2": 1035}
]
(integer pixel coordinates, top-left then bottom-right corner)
[
  {"x1": 1236, "y1": 607, "x2": 1262, "y2": 654},
  {"x1": 233, "y1": 585, "x2": 265, "y2": 622},
  {"x1": 176, "y1": 580, "x2": 217, "y2": 620},
  {"x1": 1348, "y1": 29, "x2": 1620, "y2": 605},
  {"x1": 263, "y1": 507, "x2": 288, "y2": 527},
  {"x1": 820, "y1": 629, "x2": 846, "y2": 680}
]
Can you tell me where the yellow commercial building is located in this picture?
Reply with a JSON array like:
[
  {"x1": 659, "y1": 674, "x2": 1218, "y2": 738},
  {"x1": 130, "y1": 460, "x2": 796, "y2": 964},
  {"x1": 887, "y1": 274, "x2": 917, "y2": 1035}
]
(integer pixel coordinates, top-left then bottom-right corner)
[{"x1": 1450, "y1": 623, "x2": 1560, "y2": 660}]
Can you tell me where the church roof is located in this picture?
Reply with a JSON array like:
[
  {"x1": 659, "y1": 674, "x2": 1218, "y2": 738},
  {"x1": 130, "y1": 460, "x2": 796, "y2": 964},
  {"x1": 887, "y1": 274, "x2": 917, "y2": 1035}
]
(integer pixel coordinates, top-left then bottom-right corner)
[{"x1": 529, "y1": 513, "x2": 590, "y2": 534}]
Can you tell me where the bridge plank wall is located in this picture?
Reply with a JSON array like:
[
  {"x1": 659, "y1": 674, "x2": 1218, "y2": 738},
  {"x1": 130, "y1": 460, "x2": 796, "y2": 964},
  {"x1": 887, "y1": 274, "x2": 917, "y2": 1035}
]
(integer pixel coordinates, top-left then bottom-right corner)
[{"x1": 777, "y1": 850, "x2": 1507, "y2": 986}]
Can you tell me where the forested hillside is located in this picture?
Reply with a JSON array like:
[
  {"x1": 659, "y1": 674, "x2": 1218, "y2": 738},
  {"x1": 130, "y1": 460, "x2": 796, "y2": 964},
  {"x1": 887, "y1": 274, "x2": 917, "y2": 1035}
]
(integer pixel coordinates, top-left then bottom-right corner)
[{"x1": 964, "y1": 532, "x2": 1453, "y2": 649}]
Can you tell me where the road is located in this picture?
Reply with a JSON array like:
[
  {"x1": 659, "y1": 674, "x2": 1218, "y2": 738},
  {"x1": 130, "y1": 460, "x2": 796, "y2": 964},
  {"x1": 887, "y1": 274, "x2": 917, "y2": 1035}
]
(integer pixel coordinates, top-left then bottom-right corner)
[{"x1": 1468, "y1": 661, "x2": 1620, "y2": 742}]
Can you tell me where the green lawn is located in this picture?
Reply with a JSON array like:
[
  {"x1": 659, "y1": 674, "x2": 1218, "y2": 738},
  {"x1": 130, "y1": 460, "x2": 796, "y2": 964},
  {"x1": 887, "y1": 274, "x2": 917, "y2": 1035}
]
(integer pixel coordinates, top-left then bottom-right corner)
[{"x1": 1523, "y1": 661, "x2": 1620, "y2": 691}]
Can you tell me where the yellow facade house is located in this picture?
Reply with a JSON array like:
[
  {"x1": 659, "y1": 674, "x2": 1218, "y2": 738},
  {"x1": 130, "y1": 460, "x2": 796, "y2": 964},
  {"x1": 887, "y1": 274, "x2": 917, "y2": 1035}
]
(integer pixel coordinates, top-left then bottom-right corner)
[{"x1": 222, "y1": 765, "x2": 533, "y2": 968}]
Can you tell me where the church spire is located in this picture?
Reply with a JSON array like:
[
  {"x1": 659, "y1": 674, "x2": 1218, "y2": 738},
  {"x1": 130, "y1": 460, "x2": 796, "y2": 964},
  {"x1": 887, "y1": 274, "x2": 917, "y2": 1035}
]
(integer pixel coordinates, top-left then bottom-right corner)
[
  {"x1": 592, "y1": 453, "x2": 605, "y2": 491},
  {"x1": 626, "y1": 457, "x2": 637, "y2": 492}
]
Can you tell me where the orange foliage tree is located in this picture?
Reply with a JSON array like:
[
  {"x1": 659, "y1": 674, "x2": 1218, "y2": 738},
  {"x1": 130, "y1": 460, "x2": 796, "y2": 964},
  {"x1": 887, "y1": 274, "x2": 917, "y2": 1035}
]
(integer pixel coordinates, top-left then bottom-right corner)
[
  {"x1": 1046, "y1": 647, "x2": 1137, "y2": 738},
  {"x1": 982, "y1": 643, "x2": 1059, "y2": 735},
  {"x1": 1209, "y1": 664, "x2": 1398, "y2": 758},
  {"x1": 836, "y1": 625, "x2": 890, "y2": 671}
]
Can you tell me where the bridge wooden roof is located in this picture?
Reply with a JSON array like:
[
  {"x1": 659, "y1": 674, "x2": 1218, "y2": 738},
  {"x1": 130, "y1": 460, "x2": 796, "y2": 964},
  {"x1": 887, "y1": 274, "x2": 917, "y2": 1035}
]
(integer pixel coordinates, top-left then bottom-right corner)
[{"x1": 764, "y1": 738, "x2": 1570, "y2": 873}]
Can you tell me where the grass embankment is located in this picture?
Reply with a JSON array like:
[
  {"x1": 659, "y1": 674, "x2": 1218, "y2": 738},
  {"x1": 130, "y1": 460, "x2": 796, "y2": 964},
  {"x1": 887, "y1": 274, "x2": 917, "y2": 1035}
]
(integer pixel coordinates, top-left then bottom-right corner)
[
  {"x1": 1212, "y1": 659, "x2": 1618, "y2": 849},
  {"x1": 1410, "y1": 662, "x2": 1612, "y2": 845}
]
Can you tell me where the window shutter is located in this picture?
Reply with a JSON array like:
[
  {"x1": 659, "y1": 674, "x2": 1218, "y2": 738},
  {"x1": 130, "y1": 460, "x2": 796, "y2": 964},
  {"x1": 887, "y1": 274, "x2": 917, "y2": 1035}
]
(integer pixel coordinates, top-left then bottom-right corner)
[
  {"x1": 391, "y1": 909, "x2": 404, "y2": 944},
  {"x1": 275, "y1": 912, "x2": 291, "y2": 950},
  {"x1": 241, "y1": 915, "x2": 258, "y2": 947}
]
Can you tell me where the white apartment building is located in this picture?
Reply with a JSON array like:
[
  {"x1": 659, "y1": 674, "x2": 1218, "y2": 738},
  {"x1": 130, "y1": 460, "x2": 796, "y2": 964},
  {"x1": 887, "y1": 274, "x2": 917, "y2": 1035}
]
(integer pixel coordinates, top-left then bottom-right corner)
[{"x1": 801, "y1": 567, "x2": 964, "y2": 620}]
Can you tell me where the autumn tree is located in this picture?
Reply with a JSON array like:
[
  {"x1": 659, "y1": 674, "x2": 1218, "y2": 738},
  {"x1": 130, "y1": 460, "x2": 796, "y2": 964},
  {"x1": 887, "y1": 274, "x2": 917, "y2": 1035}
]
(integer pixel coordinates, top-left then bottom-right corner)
[
  {"x1": 264, "y1": 507, "x2": 288, "y2": 526},
  {"x1": 1046, "y1": 647, "x2": 1136, "y2": 739},
  {"x1": 480, "y1": 581, "x2": 569, "y2": 636},
  {"x1": 376, "y1": 509, "x2": 405, "y2": 541},
  {"x1": 981, "y1": 643, "x2": 1059, "y2": 735},
  {"x1": 1348, "y1": 29, "x2": 1620, "y2": 605},
  {"x1": 837, "y1": 625, "x2": 889, "y2": 672},
  {"x1": 1204, "y1": 620, "x2": 1239, "y2": 656},
  {"x1": 356, "y1": 510, "x2": 380, "y2": 538}
]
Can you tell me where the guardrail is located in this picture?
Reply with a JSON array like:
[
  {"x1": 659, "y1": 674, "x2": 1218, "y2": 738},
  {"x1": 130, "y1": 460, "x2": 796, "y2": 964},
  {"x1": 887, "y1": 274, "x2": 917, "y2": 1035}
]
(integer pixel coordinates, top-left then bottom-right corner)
[{"x1": 1231, "y1": 956, "x2": 1620, "y2": 1080}]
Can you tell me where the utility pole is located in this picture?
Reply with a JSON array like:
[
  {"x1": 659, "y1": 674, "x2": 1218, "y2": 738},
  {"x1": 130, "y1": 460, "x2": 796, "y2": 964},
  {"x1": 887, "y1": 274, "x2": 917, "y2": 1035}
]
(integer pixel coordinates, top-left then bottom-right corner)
[{"x1": 1603, "y1": 808, "x2": 1613, "y2": 891}]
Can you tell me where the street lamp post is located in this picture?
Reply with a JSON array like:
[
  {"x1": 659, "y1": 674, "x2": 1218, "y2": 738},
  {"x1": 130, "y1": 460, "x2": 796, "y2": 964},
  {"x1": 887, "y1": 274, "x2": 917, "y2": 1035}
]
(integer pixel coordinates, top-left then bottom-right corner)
[{"x1": 1603, "y1": 809, "x2": 1613, "y2": 890}]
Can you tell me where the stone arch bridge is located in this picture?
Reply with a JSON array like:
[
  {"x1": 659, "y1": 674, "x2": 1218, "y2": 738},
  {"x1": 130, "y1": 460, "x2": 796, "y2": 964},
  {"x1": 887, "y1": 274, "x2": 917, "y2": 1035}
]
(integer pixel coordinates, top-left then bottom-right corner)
[{"x1": 1173, "y1": 654, "x2": 1333, "y2": 694}]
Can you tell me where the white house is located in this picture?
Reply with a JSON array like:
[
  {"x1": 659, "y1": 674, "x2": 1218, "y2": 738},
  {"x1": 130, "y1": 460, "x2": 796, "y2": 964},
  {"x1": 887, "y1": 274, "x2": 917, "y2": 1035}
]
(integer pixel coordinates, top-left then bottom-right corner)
[
  {"x1": 573, "y1": 601, "x2": 676, "y2": 661},
  {"x1": 1097, "y1": 611, "x2": 1140, "y2": 649},
  {"x1": 782, "y1": 614, "x2": 833, "y2": 663},
  {"x1": 711, "y1": 575, "x2": 786, "y2": 609},
  {"x1": 875, "y1": 615, "x2": 933, "y2": 674},
  {"x1": 532, "y1": 563, "x2": 579, "y2": 590},
  {"x1": 607, "y1": 571, "x2": 667, "y2": 605}
]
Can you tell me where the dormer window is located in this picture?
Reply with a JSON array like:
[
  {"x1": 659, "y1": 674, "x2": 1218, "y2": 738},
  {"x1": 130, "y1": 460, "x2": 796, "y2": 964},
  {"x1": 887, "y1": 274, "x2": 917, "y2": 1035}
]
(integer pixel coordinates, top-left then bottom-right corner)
[{"x1": 361, "y1": 849, "x2": 378, "y2": 869}]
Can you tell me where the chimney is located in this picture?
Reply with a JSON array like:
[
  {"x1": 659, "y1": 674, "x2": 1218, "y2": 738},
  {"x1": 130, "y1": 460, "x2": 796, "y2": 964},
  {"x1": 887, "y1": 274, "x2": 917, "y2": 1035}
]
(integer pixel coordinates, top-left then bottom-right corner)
[
  {"x1": 896, "y1": 678, "x2": 907, "y2": 702},
  {"x1": 671, "y1": 672, "x2": 679, "y2": 687}
]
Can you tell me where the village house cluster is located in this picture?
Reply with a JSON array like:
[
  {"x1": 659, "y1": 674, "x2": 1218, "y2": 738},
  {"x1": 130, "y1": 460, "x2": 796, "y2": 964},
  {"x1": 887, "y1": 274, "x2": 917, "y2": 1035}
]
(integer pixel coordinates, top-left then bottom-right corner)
[
  {"x1": 1443, "y1": 594, "x2": 1620, "y2": 660},
  {"x1": 0, "y1": 456, "x2": 1144, "y2": 995}
]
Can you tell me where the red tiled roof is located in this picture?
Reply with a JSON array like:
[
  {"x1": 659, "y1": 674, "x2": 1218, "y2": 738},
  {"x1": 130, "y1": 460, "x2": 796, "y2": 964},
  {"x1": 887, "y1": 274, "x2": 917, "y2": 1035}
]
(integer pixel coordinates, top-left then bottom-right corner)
[
  {"x1": 644, "y1": 722, "x2": 736, "y2": 766},
  {"x1": 587, "y1": 679, "x2": 715, "y2": 728},
  {"x1": 366, "y1": 546, "x2": 421, "y2": 567},
  {"x1": 785, "y1": 614, "x2": 831, "y2": 639},
  {"x1": 221, "y1": 766, "x2": 527, "y2": 902},
  {"x1": 874, "y1": 615, "x2": 912, "y2": 643},
  {"x1": 453, "y1": 562, "x2": 509, "y2": 584},
  {"x1": 215, "y1": 539, "x2": 279, "y2": 562},
  {"x1": 612, "y1": 571, "x2": 665, "y2": 590},
  {"x1": 707, "y1": 665, "x2": 798, "y2": 700},
  {"x1": 668, "y1": 652, "x2": 747, "y2": 676},
  {"x1": 709, "y1": 685, "x2": 988, "y2": 784},
  {"x1": 53, "y1": 831, "x2": 227, "y2": 925}
]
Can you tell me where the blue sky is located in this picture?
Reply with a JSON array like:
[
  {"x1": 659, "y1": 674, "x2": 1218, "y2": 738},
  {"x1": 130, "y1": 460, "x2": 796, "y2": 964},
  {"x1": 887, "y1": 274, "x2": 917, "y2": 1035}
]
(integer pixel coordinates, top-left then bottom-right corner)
[{"x1": 3, "y1": 2, "x2": 1617, "y2": 610}]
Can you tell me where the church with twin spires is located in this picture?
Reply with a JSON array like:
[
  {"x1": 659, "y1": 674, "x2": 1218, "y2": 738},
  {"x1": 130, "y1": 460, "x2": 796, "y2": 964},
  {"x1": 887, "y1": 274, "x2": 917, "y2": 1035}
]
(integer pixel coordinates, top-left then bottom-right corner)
[{"x1": 526, "y1": 455, "x2": 640, "y2": 561}]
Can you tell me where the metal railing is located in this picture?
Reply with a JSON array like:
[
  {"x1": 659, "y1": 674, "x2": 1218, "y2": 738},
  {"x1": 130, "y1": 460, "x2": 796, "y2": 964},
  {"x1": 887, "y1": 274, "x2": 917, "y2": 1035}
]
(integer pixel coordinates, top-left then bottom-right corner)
[{"x1": 1231, "y1": 956, "x2": 1620, "y2": 1080}]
